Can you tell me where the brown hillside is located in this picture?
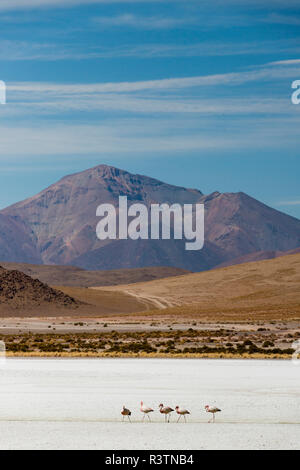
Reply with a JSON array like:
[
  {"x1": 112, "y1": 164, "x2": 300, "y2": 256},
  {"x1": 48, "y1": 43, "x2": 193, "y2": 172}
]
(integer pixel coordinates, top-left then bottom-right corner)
[
  {"x1": 0, "y1": 266, "x2": 81, "y2": 310},
  {"x1": 0, "y1": 263, "x2": 190, "y2": 287},
  {"x1": 214, "y1": 246, "x2": 300, "y2": 269},
  {"x1": 93, "y1": 252, "x2": 300, "y2": 321},
  {"x1": 0, "y1": 265, "x2": 151, "y2": 317}
]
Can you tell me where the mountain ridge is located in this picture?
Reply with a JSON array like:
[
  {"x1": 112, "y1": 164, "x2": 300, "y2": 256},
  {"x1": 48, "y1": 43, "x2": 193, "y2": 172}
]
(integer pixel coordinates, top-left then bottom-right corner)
[{"x1": 0, "y1": 164, "x2": 300, "y2": 271}]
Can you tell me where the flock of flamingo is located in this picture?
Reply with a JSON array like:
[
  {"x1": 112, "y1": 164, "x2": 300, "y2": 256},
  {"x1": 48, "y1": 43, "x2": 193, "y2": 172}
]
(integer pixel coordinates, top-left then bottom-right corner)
[{"x1": 121, "y1": 402, "x2": 221, "y2": 423}]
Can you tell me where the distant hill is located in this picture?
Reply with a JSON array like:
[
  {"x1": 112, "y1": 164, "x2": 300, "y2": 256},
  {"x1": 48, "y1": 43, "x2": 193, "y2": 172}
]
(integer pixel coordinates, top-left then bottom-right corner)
[
  {"x1": 0, "y1": 265, "x2": 80, "y2": 313},
  {"x1": 98, "y1": 251, "x2": 300, "y2": 321},
  {"x1": 0, "y1": 264, "x2": 148, "y2": 317},
  {"x1": 1, "y1": 252, "x2": 300, "y2": 320},
  {"x1": 0, "y1": 263, "x2": 190, "y2": 287},
  {"x1": 215, "y1": 246, "x2": 300, "y2": 269},
  {"x1": 1, "y1": 164, "x2": 300, "y2": 271}
]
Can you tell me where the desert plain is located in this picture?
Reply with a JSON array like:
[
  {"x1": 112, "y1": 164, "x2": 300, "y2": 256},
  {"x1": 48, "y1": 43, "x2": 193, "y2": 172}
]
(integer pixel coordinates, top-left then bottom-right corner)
[{"x1": 0, "y1": 251, "x2": 299, "y2": 359}]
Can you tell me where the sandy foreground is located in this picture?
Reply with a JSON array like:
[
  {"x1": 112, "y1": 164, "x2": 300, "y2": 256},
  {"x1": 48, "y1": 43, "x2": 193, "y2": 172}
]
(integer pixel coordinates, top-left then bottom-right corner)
[{"x1": 0, "y1": 358, "x2": 299, "y2": 450}]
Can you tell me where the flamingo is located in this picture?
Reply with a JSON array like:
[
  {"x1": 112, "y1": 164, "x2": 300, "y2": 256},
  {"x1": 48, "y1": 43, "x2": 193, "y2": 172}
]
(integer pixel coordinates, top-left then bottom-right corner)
[
  {"x1": 175, "y1": 405, "x2": 190, "y2": 423},
  {"x1": 205, "y1": 405, "x2": 221, "y2": 423},
  {"x1": 159, "y1": 403, "x2": 174, "y2": 422},
  {"x1": 121, "y1": 405, "x2": 132, "y2": 422},
  {"x1": 140, "y1": 401, "x2": 154, "y2": 422}
]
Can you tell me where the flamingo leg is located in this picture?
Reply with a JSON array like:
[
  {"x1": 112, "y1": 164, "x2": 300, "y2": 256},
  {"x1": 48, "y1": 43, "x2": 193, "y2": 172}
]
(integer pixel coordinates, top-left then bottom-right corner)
[
  {"x1": 184, "y1": 415, "x2": 186, "y2": 423},
  {"x1": 177, "y1": 415, "x2": 181, "y2": 423},
  {"x1": 142, "y1": 413, "x2": 145, "y2": 422},
  {"x1": 147, "y1": 414, "x2": 151, "y2": 422},
  {"x1": 128, "y1": 416, "x2": 131, "y2": 423}
]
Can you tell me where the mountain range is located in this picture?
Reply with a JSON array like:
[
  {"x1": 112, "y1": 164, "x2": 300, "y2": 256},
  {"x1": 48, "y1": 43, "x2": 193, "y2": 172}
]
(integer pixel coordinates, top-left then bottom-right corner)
[{"x1": 0, "y1": 164, "x2": 300, "y2": 271}]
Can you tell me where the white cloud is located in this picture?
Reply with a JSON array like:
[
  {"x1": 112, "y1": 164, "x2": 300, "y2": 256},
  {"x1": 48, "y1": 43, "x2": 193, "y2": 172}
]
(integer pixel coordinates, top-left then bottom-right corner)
[
  {"x1": 0, "y1": 0, "x2": 168, "y2": 11},
  {"x1": 0, "y1": 60, "x2": 297, "y2": 128},
  {"x1": 277, "y1": 200, "x2": 300, "y2": 206},
  {"x1": 267, "y1": 58, "x2": 300, "y2": 66},
  {"x1": 262, "y1": 13, "x2": 300, "y2": 26},
  {"x1": 93, "y1": 14, "x2": 192, "y2": 29},
  {"x1": 3, "y1": 93, "x2": 294, "y2": 116},
  {"x1": 0, "y1": 123, "x2": 238, "y2": 156},
  {"x1": 7, "y1": 61, "x2": 300, "y2": 97},
  {"x1": 0, "y1": 40, "x2": 64, "y2": 61},
  {"x1": 1, "y1": 38, "x2": 300, "y2": 61},
  {"x1": 0, "y1": 112, "x2": 299, "y2": 158},
  {"x1": 0, "y1": 0, "x2": 299, "y2": 11},
  {"x1": 1, "y1": 60, "x2": 299, "y2": 158}
]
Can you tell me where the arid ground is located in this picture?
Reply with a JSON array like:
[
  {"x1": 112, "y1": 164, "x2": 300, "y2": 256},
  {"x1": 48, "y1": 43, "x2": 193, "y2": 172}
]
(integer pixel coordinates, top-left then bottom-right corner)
[
  {"x1": 0, "y1": 253, "x2": 299, "y2": 358},
  {"x1": 90, "y1": 251, "x2": 300, "y2": 322}
]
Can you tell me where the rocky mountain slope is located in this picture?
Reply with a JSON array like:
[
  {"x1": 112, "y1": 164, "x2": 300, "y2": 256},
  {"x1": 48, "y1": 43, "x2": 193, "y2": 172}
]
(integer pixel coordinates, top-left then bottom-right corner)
[{"x1": 0, "y1": 214, "x2": 42, "y2": 264}]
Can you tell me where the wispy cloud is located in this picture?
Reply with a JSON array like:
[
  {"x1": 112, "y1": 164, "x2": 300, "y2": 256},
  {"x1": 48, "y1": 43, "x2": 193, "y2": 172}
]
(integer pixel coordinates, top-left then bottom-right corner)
[
  {"x1": 93, "y1": 14, "x2": 192, "y2": 29},
  {"x1": 267, "y1": 58, "x2": 300, "y2": 66},
  {"x1": 1, "y1": 38, "x2": 300, "y2": 62},
  {"x1": 1, "y1": 111, "x2": 299, "y2": 158},
  {"x1": 2, "y1": 63, "x2": 300, "y2": 158},
  {"x1": 4, "y1": 95, "x2": 294, "y2": 116},
  {"x1": 98, "y1": 39, "x2": 300, "y2": 59},
  {"x1": 262, "y1": 13, "x2": 300, "y2": 26},
  {"x1": 0, "y1": 0, "x2": 299, "y2": 11},
  {"x1": 0, "y1": 0, "x2": 170, "y2": 12},
  {"x1": 277, "y1": 200, "x2": 300, "y2": 206},
  {"x1": 7, "y1": 60, "x2": 300, "y2": 96},
  {"x1": 1, "y1": 56, "x2": 297, "y2": 119},
  {"x1": 0, "y1": 40, "x2": 64, "y2": 61},
  {"x1": 0, "y1": 122, "x2": 239, "y2": 157}
]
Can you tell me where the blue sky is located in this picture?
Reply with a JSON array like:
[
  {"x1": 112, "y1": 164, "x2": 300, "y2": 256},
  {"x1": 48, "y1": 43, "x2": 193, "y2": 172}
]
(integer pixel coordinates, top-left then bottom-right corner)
[{"x1": 0, "y1": 0, "x2": 300, "y2": 217}]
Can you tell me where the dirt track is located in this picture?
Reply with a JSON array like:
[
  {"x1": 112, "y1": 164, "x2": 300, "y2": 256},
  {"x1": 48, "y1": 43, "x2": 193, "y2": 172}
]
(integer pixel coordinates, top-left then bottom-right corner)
[
  {"x1": 91, "y1": 252, "x2": 300, "y2": 321},
  {"x1": 123, "y1": 289, "x2": 179, "y2": 310}
]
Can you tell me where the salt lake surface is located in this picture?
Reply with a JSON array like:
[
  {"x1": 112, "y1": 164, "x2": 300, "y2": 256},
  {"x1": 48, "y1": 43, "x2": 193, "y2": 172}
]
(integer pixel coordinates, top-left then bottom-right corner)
[{"x1": 0, "y1": 358, "x2": 299, "y2": 450}]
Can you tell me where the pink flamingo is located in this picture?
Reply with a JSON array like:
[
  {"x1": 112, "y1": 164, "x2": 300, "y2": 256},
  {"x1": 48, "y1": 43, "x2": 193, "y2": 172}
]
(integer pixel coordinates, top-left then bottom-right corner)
[
  {"x1": 140, "y1": 401, "x2": 154, "y2": 422},
  {"x1": 175, "y1": 405, "x2": 190, "y2": 423},
  {"x1": 205, "y1": 405, "x2": 221, "y2": 423},
  {"x1": 159, "y1": 403, "x2": 174, "y2": 422},
  {"x1": 121, "y1": 405, "x2": 132, "y2": 422}
]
